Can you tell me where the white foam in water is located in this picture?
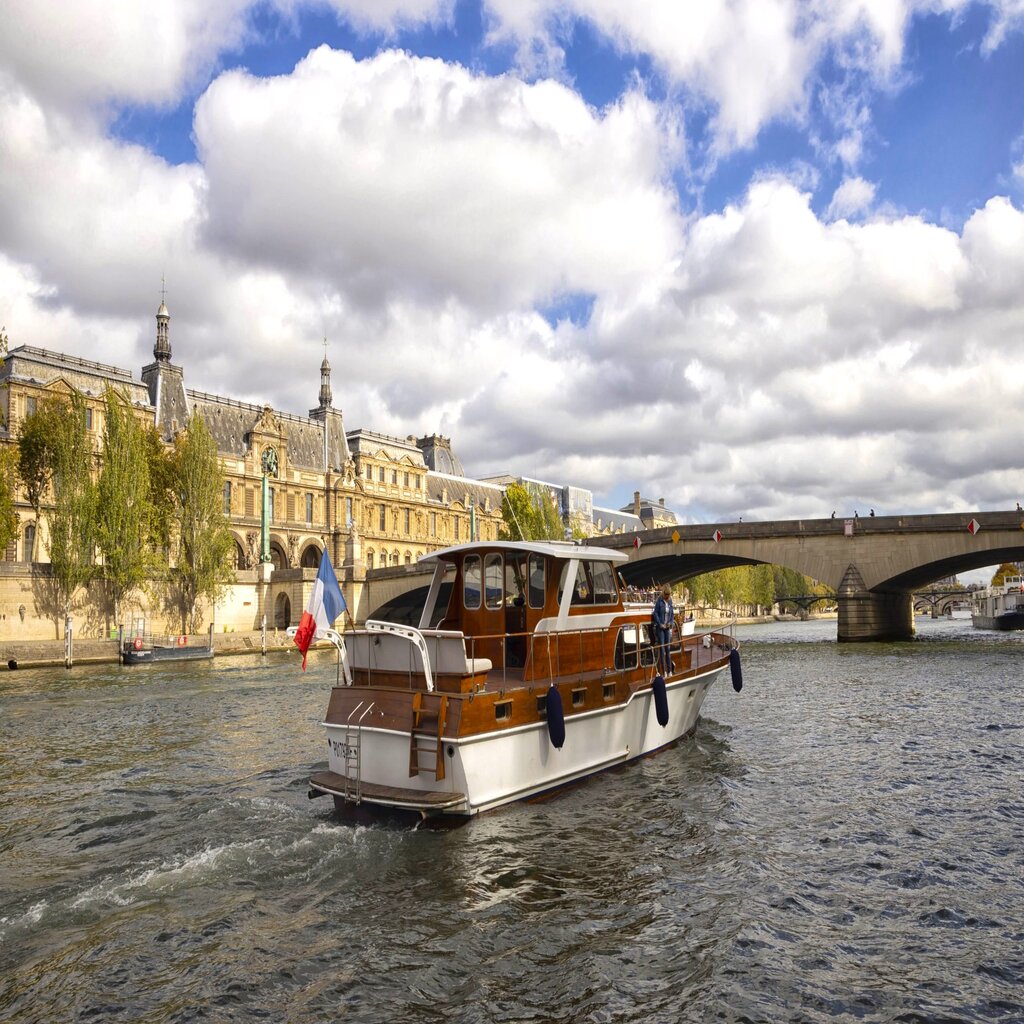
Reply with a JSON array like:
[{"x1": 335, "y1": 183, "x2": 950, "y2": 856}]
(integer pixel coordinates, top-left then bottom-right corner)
[
  {"x1": 70, "y1": 840, "x2": 264, "y2": 909},
  {"x1": 0, "y1": 900, "x2": 49, "y2": 941}
]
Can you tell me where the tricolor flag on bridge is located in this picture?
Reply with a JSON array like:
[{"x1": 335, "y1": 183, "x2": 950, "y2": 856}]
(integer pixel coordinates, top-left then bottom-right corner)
[{"x1": 293, "y1": 547, "x2": 346, "y2": 670}]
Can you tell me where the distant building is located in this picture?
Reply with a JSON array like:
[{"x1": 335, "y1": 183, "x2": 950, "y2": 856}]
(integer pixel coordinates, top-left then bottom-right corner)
[
  {"x1": 621, "y1": 491, "x2": 678, "y2": 530},
  {"x1": 479, "y1": 474, "x2": 652, "y2": 537}
]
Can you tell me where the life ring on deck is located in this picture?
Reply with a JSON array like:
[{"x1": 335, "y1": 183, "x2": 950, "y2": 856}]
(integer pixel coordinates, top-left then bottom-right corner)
[
  {"x1": 133, "y1": 638, "x2": 143, "y2": 651},
  {"x1": 177, "y1": 634, "x2": 187, "y2": 647}
]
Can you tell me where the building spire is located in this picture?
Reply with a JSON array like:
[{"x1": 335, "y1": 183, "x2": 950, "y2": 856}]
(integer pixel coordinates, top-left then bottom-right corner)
[
  {"x1": 154, "y1": 276, "x2": 171, "y2": 362},
  {"x1": 318, "y1": 337, "x2": 332, "y2": 408}
]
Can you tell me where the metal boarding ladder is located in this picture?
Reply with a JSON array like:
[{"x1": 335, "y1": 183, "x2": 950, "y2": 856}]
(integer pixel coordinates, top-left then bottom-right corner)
[{"x1": 342, "y1": 701, "x2": 375, "y2": 803}]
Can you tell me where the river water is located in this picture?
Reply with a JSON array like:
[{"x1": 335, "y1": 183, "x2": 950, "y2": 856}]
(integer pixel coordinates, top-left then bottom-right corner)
[{"x1": 1, "y1": 614, "x2": 1021, "y2": 1024}]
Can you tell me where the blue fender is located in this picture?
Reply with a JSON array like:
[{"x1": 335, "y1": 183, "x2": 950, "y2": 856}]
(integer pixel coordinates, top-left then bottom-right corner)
[
  {"x1": 546, "y1": 684, "x2": 565, "y2": 748},
  {"x1": 652, "y1": 674, "x2": 669, "y2": 726},
  {"x1": 729, "y1": 648, "x2": 743, "y2": 692}
]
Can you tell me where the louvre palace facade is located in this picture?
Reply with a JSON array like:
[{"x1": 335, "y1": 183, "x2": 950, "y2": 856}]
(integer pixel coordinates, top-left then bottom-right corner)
[{"x1": 0, "y1": 301, "x2": 505, "y2": 639}]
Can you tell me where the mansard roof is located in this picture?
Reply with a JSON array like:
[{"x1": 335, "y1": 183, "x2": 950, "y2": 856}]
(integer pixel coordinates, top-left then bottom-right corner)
[
  {"x1": 188, "y1": 389, "x2": 348, "y2": 471},
  {"x1": 425, "y1": 471, "x2": 504, "y2": 511},
  {"x1": 1, "y1": 345, "x2": 150, "y2": 405},
  {"x1": 592, "y1": 505, "x2": 643, "y2": 532},
  {"x1": 347, "y1": 429, "x2": 426, "y2": 466}
]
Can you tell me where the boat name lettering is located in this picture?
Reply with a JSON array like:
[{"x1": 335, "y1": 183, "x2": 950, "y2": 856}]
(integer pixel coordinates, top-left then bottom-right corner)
[{"x1": 330, "y1": 738, "x2": 357, "y2": 759}]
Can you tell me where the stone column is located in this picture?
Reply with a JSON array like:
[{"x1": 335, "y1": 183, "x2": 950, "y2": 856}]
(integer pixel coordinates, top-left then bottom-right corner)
[
  {"x1": 260, "y1": 475, "x2": 271, "y2": 563},
  {"x1": 837, "y1": 564, "x2": 915, "y2": 641}
]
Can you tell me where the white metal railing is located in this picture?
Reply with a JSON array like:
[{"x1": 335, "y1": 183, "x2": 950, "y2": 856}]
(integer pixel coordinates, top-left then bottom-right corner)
[{"x1": 362, "y1": 620, "x2": 435, "y2": 692}]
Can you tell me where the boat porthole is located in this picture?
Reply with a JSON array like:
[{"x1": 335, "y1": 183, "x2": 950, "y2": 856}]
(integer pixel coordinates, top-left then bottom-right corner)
[{"x1": 447, "y1": 746, "x2": 455, "y2": 758}]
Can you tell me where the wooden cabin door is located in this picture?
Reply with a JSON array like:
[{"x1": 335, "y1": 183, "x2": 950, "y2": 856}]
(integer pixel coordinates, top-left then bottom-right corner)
[{"x1": 460, "y1": 552, "x2": 506, "y2": 666}]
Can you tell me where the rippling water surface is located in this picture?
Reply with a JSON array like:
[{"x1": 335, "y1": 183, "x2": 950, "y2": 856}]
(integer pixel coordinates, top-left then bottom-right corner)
[{"x1": 1, "y1": 615, "x2": 1022, "y2": 1023}]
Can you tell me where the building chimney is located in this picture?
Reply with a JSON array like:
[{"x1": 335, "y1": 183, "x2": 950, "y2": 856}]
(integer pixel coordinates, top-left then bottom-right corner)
[
  {"x1": 659, "y1": 497, "x2": 665, "y2": 507},
  {"x1": 633, "y1": 491, "x2": 641, "y2": 516}
]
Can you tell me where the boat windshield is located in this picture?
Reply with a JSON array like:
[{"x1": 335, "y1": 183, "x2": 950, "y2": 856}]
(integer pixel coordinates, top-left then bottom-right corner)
[{"x1": 558, "y1": 560, "x2": 619, "y2": 606}]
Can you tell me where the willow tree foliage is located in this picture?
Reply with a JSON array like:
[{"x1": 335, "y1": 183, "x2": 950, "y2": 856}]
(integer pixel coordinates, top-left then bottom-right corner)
[
  {"x1": 500, "y1": 481, "x2": 565, "y2": 541},
  {"x1": 96, "y1": 388, "x2": 154, "y2": 625},
  {"x1": 171, "y1": 412, "x2": 235, "y2": 633},
  {"x1": 44, "y1": 391, "x2": 98, "y2": 622}
]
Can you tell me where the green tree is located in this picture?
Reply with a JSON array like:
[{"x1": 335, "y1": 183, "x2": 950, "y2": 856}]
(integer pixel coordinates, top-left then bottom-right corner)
[
  {"x1": 0, "y1": 327, "x2": 13, "y2": 554},
  {"x1": 0, "y1": 446, "x2": 17, "y2": 557},
  {"x1": 170, "y1": 412, "x2": 235, "y2": 632},
  {"x1": 500, "y1": 481, "x2": 566, "y2": 541},
  {"x1": 686, "y1": 569, "x2": 718, "y2": 609},
  {"x1": 17, "y1": 399, "x2": 62, "y2": 561},
  {"x1": 500, "y1": 482, "x2": 534, "y2": 541},
  {"x1": 143, "y1": 424, "x2": 176, "y2": 556},
  {"x1": 96, "y1": 387, "x2": 154, "y2": 624},
  {"x1": 750, "y1": 563, "x2": 775, "y2": 611},
  {"x1": 990, "y1": 563, "x2": 1021, "y2": 586},
  {"x1": 772, "y1": 565, "x2": 808, "y2": 613},
  {"x1": 45, "y1": 391, "x2": 98, "y2": 623}
]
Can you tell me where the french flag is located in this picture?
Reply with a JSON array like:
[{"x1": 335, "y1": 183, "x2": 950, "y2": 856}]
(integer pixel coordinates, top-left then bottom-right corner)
[{"x1": 293, "y1": 547, "x2": 346, "y2": 669}]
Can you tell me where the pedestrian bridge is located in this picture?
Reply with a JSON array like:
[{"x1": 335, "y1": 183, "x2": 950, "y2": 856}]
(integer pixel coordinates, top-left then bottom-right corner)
[{"x1": 593, "y1": 510, "x2": 1024, "y2": 641}]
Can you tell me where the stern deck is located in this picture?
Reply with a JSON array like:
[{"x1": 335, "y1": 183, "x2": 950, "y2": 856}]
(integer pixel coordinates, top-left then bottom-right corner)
[{"x1": 309, "y1": 770, "x2": 467, "y2": 811}]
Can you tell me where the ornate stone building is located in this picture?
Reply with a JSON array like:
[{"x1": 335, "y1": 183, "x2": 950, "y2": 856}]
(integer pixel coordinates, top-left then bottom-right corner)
[{"x1": 0, "y1": 300, "x2": 504, "y2": 632}]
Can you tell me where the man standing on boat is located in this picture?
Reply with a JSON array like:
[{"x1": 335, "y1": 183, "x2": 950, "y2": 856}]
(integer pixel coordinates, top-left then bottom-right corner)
[{"x1": 652, "y1": 584, "x2": 675, "y2": 675}]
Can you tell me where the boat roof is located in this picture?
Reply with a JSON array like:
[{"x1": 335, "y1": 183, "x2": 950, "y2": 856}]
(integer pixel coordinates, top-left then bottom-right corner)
[{"x1": 419, "y1": 540, "x2": 629, "y2": 566}]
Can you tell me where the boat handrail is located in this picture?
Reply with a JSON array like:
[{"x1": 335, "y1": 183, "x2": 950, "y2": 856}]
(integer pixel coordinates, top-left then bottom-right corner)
[{"x1": 363, "y1": 620, "x2": 436, "y2": 693}]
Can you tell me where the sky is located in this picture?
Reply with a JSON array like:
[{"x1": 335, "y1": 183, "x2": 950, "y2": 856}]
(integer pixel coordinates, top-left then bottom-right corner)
[{"x1": 2, "y1": 0, "x2": 1024, "y2": 539}]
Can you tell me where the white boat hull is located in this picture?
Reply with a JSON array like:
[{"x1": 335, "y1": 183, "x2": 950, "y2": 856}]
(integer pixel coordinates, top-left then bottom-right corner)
[{"x1": 322, "y1": 664, "x2": 727, "y2": 816}]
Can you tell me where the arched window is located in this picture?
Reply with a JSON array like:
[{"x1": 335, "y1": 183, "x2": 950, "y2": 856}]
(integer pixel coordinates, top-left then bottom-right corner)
[
  {"x1": 23, "y1": 524, "x2": 36, "y2": 563},
  {"x1": 223, "y1": 480, "x2": 232, "y2": 515},
  {"x1": 367, "y1": 550, "x2": 374, "y2": 569},
  {"x1": 275, "y1": 592, "x2": 291, "y2": 629}
]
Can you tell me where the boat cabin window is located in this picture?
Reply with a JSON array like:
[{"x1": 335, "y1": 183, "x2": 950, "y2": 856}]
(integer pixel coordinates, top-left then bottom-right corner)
[
  {"x1": 615, "y1": 624, "x2": 639, "y2": 670},
  {"x1": 528, "y1": 554, "x2": 545, "y2": 608},
  {"x1": 463, "y1": 555, "x2": 482, "y2": 610},
  {"x1": 484, "y1": 553, "x2": 503, "y2": 610},
  {"x1": 559, "y1": 560, "x2": 620, "y2": 606},
  {"x1": 505, "y1": 554, "x2": 527, "y2": 606},
  {"x1": 640, "y1": 624, "x2": 656, "y2": 666}
]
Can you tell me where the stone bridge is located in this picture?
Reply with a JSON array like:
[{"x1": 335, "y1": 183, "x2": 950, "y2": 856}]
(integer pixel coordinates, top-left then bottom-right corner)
[
  {"x1": 351, "y1": 509, "x2": 1024, "y2": 641},
  {"x1": 592, "y1": 510, "x2": 1024, "y2": 641}
]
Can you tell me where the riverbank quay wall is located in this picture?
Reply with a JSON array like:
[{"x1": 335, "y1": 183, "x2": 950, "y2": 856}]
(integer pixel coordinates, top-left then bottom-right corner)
[
  {"x1": 0, "y1": 562, "x2": 319, "y2": 643},
  {"x1": 597, "y1": 511, "x2": 1024, "y2": 641}
]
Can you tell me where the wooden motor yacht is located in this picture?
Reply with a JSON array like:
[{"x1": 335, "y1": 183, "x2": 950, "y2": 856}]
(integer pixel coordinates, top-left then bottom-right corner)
[{"x1": 307, "y1": 540, "x2": 741, "y2": 820}]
